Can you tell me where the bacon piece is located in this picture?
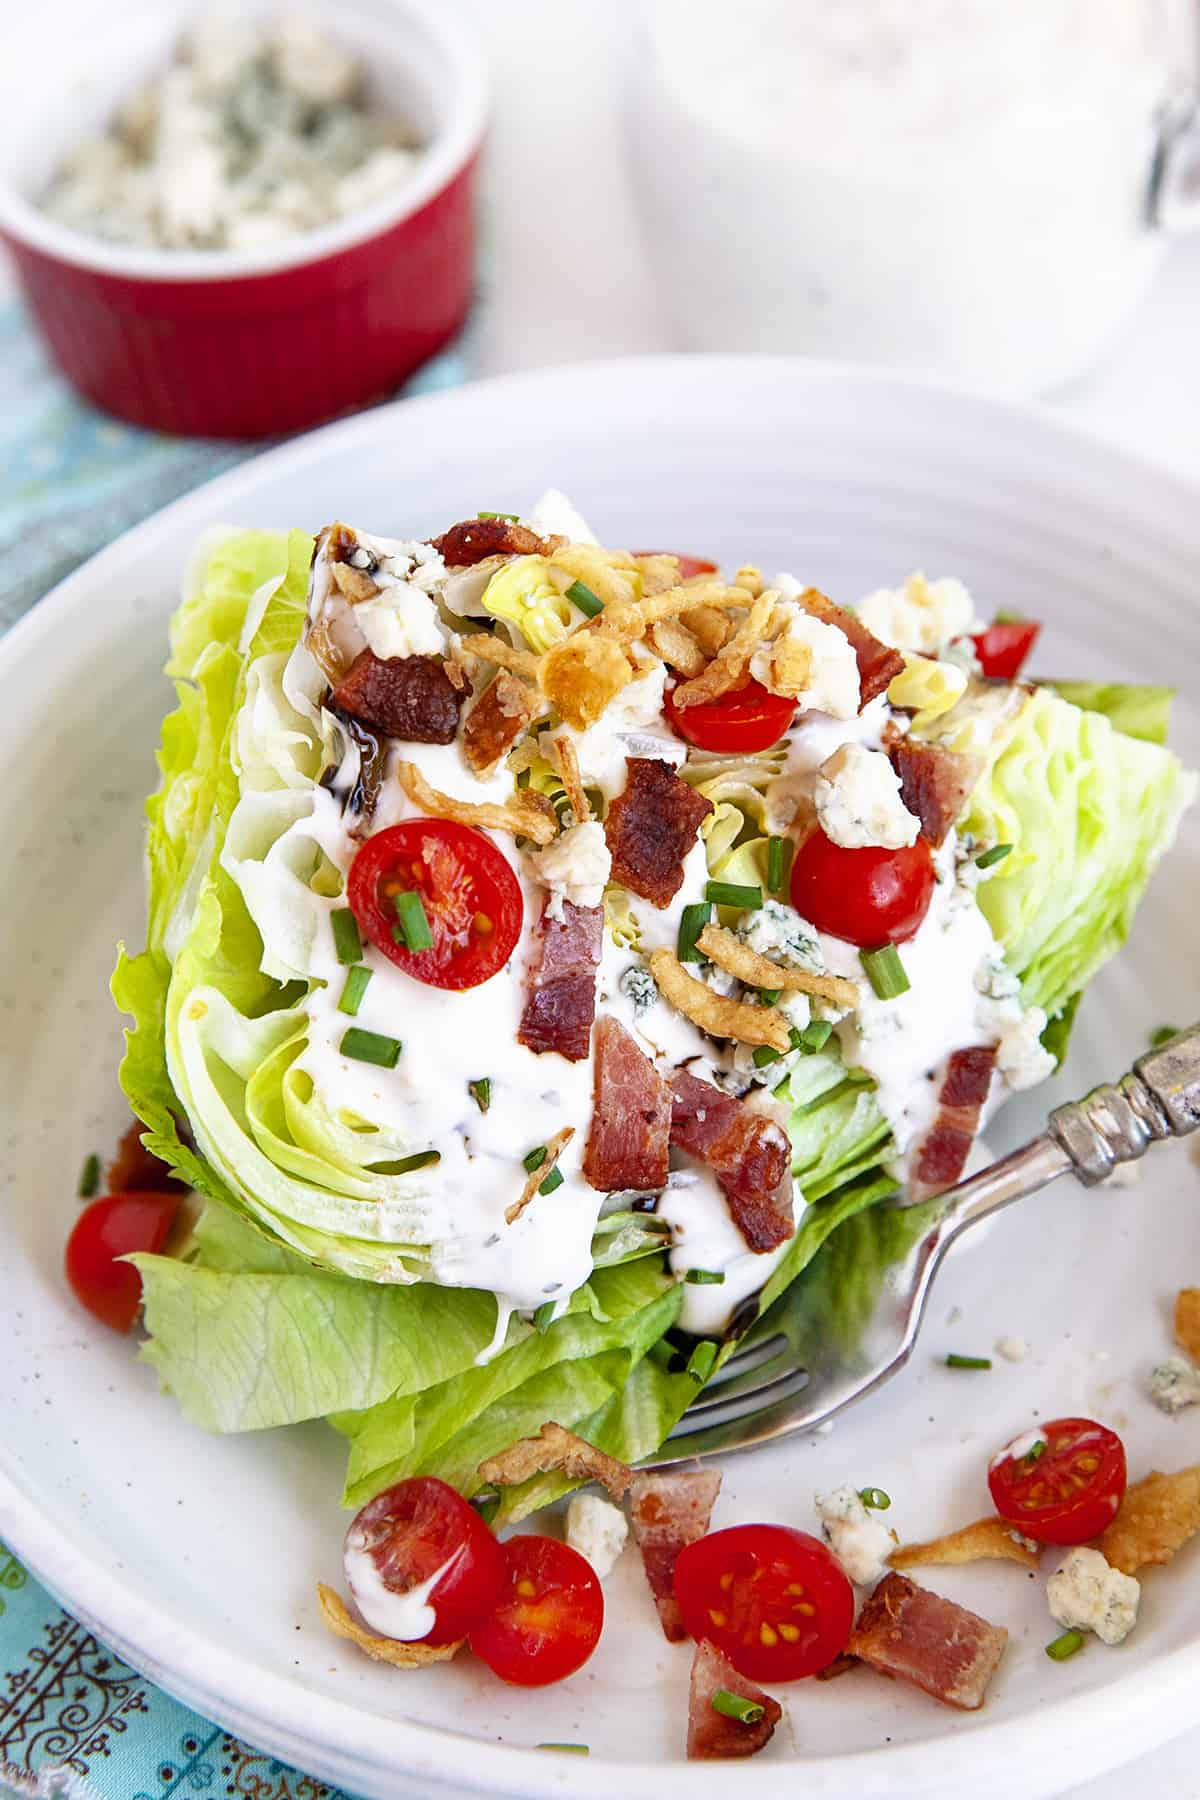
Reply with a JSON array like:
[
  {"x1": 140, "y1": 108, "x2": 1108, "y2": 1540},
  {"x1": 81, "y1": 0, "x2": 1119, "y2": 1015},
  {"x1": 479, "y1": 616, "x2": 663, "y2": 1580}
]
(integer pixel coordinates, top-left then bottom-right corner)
[
  {"x1": 908, "y1": 1044, "x2": 997, "y2": 1202},
  {"x1": 518, "y1": 900, "x2": 603, "y2": 1062},
  {"x1": 462, "y1": 671, "x2": 542, "y2": 773},
  {"x1": 431, "y1": 518, "x2": 550, "y2": 566},
  {"x1": 670, "y1": 1069, "x2": 795, "y2": 1252},
  {"x1": 847, "y1": 1572, "x2": 1007, "y2": 1711},
  {"x1": 583, "y1": 1019, "x2": 672, "y2": 1192},
  {"x1": 477, "y1": 1421, "x2": 632, "y2": 1500},
  {"x1": 629, "y1": 1470, "x2": 722, "y2": 1642},
  {"x1": 329, "y1": 650, "x2": 465, "y2": 744},
  {"x1": 797, "y1": 588, "x2": 906, "y2": 709},
  {"x1": 888, "y1": 737, "x2": 983, "y2": 848},
  {"x1": 107, "y1": 1119, "x2": 183, "y2": 1193},
  {"x1": 605, "y1": 758, "x2": 713, "y2": 908},
  {"x1": 687, "y1": 1639, "x2": 781, "y2": 1760}
]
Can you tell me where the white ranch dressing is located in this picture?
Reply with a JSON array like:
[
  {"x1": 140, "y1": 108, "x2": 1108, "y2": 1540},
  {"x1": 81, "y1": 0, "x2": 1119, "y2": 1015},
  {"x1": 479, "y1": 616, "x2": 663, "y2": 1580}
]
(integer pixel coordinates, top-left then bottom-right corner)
[
  {"x1": 990, "y1": 1427, "x2": 1048, "y2": 1472},
  {"x1": 343, "y1": 1540, "x2": 463, "y2": 1643},
  {"x1": 656, "y1": 1162, "x2": 791, "y2": 1335}
]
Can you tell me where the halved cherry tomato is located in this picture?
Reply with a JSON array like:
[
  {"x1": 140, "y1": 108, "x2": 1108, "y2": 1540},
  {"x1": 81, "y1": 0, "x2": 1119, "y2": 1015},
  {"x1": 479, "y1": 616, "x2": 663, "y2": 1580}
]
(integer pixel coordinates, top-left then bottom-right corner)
[
  {"x1": 65, "y1": 1191, "x2": 182, "y2": 1333},
  {"x1": 634, "y1": 551, "x2": 718, "y2": 581},
  {"x1": 664, "y1": 678, "x2": 796, "y2": 754},
  {"x1": 971, "y1": 619, "x2": 1041, "y2": 681},
  {"x1": 789, "y1": 828, "x2": 935, "y2": 946},
  {"x1": 469, "y1": 1534, "x2": 603, "y2": 1686},
  {"x1": 344, "y1": 1476, "x2": 504, "y2": 1645},
  {"x1": 988, "y1": 1417, "x2": 1126, "y2": 1546},
  {"x1": 674, "y1": 1524, "x2": 853, "y2": 1682},
  {"x1": 347, "y1": 819, "x2": 523, "y2": 991}
]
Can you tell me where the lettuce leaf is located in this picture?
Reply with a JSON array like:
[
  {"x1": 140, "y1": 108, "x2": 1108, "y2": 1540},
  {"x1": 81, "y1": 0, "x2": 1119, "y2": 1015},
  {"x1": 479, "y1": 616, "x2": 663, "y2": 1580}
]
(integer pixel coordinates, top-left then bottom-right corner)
[{"x1": 1042, "y1": 680, "x2": 1175, "y2": 747}]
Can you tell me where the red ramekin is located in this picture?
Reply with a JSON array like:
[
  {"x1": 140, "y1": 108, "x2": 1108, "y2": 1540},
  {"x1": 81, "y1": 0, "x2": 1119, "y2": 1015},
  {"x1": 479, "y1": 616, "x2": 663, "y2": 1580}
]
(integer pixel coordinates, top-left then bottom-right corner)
[{"x1": 0, "y1": 0, "x2": 486, "y2": 439}]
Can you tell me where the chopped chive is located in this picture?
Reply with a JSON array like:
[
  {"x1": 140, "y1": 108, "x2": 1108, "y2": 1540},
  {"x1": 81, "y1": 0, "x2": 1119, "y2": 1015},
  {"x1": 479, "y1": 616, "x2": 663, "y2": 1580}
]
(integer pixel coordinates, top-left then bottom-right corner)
[
  {"x1": 469, "y1": 1077, "x2": 492, "y2": 1113},
  {"x1": 393, "y1": 1150, "x2": 440, "y2": 1173},
  {"x1": 472, "y1": 1492, "x2": 500, "y2": 1525},
  {"x1": 1045, "y1": 1630, "x2": 1085, "y2": 1662},
  {"x1": 993, "y1": 609, "x2": 1027, "y2": 625},
  {"x1": 859, "y1": 1487, "x2": 891, "y2": 1511},
  {"x1": 1021, "y1": 1439, "x2": 1048, "y2": 1467},
  {"x1": 337, "y1": 965, "x2": 373, "y2": 1016},
  {"x1": 77, "y1": 1152, "x2": 102, "y2": 1199},
  {"x1": 523, "y1": 1145, "x2": 549, "y2": 1173},
  {"x1": 565, "y1": 578, "x2": 604, "y2": 618},
  {"x1": 753, "y1": 1043, "x2": 783, "y2": 1068},
  {"x1": 766, "y1": 834, "x2": 790, "y2": 895},
  {"x1": 945, "y1": 1352, "x2": 992, "y2": 1370},
  {"x1": 1150, "y1": 1025, "x2": 1180, "y2": 1048},
  {"x1": 393, "y1": 890, "x2": 434, "y2": 952},
  {"x1": 760, "y1": 987, "x2": 783, "y2": 1006},
  {"x1": 799, "y1": 1019, "x2": 834, "y2": 1053},
  {"x1": 705, "y1": 879, "x2": 763, "y2": 911},
  {"x1": 861, "y1": 943, "x2": 910, "y2": 1000},
  {"x1": 975, "y1": 843, "x2": 1013, "y2": 870},
  {"x1": 539, "y1": 1166, "x2": 565, "y2": 1196},
  {"x1": 340, "y1": 1027, "x2": 402, "y2": 1069},
  {"x1": 533, "y1": 1301, "x2": 557, "y2": 1333},
  {"x1": 331, "y1": 907, "x2": 362, "y2": 965},
  {"x1": 477, "y1": 510, "x2": 519, "y2": 522},
  {"x1": 711, "y1": 1689, "x2": 764, "y2": 1725},
  {"x1": 537, "y1": 1744, "x2": 589, "y2": 1754},
  {"x1": 685, "y1": 1269, "x2": 726, "y2": 1285},
  {"x1": 687, "y1": 1340, "x2": 719, "y2": 1384},
  {"x1": 677, "y1": 900, "x2": 712, "y2": 963}
]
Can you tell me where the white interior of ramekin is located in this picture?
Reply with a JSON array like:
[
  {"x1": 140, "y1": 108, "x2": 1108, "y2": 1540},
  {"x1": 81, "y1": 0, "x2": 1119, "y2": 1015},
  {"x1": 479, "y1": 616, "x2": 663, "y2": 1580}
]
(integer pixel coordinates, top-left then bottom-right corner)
[{"x1": 0, "y1": 0, "x2": 486, "y2": 281}]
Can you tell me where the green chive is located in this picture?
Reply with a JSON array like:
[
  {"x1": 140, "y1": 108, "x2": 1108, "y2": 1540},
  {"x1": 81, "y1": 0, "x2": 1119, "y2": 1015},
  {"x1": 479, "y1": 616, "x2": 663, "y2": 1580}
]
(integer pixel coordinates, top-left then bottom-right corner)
[
  {"x1": 477, "y1": 510, "x2": 519, "y2": 522},
  {"x1": 533, "y1": 1301, "x2": 557, "y2": 1333},
  {"x1": 859, "y1": 1487, "x2": 891, "y2": 1511},
  {"x1": 711, "y1": 1690, "x2": 764, "y2": 1725},
  {"x1": 677, "y1": 900, "x2": 712, "y2": 962},
  {"x1": 77, "y1": 1152, "x2": 101, "y2": 1199},
  {"x1": 523, "y1": 1145, "x2": 549, "y2": 1173},
  {"x1": 760, "y1": 987, "x2": 783, "y2": 1006},
  {"x1": 1150, "y1": 1025, "x2": 1180, "y2": 1048},
  {"x1": 861, "y1": 943, "x2": 910, "y2": 1000},
  {"x1": 945, "y1": 1353, "x2": 992, "y2": 1370},
  {"x1": 469, "y1": 1077, "x2": 492, "y2": 1113},
  {"x1": 975, "y1": 843, "x2": 1013, "y2": 870},
  {"x1": 393, "y1": 1150, "x2": 440, "y2": 1173},
  {"x1": 393, "y1": 890, "x2": 434, "y2": 952},
  {"x1": 993, "y1": 609, "x2": 1027, "y2": 625},
  {"x1": 799, "y1": 1019, "x2": 834, "y2": 1053},
  {"x1": 687, "y1": 1340, "x2": 718, "y2": 1384},
  {"x1": 472, "y1": 1492, "x2": 500, "y2": 1525},
  {"x1": 1021, "y1": 1439, "x2": 1048, "y2": 1467},
  {"x1": 331, "y1": 908, "x2": 362, "y2": 965},
  {"x1": 337, "y1": 965, "x2": 372, "y2": 1016},
  {"x1": 340, "y1": 1027, "x2": 402, "y2": 1069},
  {"x1": 685, "y1": 1269, "x2": 726, "y2": 1286},
  {"x1": 565, "y1": 579, "x2": 603, "y2": 619},
  {"x1": 537, "y1": 1744, "x2": 589, "y2": 1755},
  {"x1": 1045, "y1": 1630, "x2": 1085, "y2": 1662},
  {"x1": 539, "y1": 1166, "x2": 565, "y2": 1195},
  {"x1": 753, "y1": 1043, "x2": 783, "y2": 1068},
  {"x1": 766, "y1": 834, "x2": 791, "y2": 896},
  {"x1": 705, "y1": 880, "x2": 763, "y2": 911}
]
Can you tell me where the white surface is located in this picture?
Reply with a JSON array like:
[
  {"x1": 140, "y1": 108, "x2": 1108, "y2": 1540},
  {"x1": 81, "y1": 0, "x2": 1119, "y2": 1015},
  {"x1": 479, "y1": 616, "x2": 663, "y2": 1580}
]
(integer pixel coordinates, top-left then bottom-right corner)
[{"x1": 0, "y1": 357, "x2": 1199, "y2": 1800}]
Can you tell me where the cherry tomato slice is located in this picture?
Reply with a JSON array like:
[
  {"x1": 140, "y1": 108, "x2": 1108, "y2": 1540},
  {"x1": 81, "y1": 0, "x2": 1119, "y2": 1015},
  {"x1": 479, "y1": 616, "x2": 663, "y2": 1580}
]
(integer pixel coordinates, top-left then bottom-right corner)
[
  {"x1": 789, "y1": 828, "x2": 935, "y2": 947},
  {"x1": 347, "y1": 820, "x2": 523, "y2": 991},
  {"x1": 634, "y1": 551, "x2": 718, "y2": 581},
  {"x1": 674, "y1": 1524, "x2": 853, "y2": 1682},
  {"x1": 971, "y1": 619, "x2": 1041, "y2": 681},
  {"x1": 344, "y1": 1476, "x2": 504, "y2": 1645},
  {"x1": 663, "y1": 678, "x2": 797, "y2": 755},
  {"x1": 988, "y1": 1417, "x2": 1126, "y2": 1546},
  {"x1": 65, "y1": 1191, "x2": 182, "y2": 1333},
  {"x1": 469, "y1": 1534, "x2": 603, "y2": 1686}
]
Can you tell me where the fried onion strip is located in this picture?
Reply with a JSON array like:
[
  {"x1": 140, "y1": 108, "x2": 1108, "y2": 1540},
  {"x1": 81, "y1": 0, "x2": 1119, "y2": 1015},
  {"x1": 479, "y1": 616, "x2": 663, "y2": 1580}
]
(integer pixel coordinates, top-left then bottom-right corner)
[
  {"x1": 889, "y1": 1517, "x2": 1041, "y2": 1572},
  {"x1": 397, "y1": 760, "x2": 557, "y2": 845},
  {"x1": 648, "y1": 949, "x2": 791, "y2": 1051},
  {"x1": 553, "y1": 733, "x2": 590, "y2": 823},
  {"x1": 670, "y1": 591, "x2": 779, "y2": 709},
  {"x1": 696, "y1": 923, "x2": 860, "y2": 1008},
  {"x1": 477, "y1": 1421, "x2": 633, "y2": 1500},
  {"x1": 647, "y1": 617, "x2": 706, "y2": 676},
  {"x1": 505, "y1": 1125, "x2": 575, "y2": 1225},
  {"x1": 316, "y1": 1585, "x2": 462, "y2": 1666},
  {"x1": 457, "y1": 633, "x2": 543, "y2": 683}
]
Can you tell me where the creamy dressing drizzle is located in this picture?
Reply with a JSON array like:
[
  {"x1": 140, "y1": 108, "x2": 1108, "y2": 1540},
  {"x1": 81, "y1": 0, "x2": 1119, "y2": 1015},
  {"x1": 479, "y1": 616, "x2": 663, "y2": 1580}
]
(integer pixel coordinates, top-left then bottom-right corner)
[{"x1": 343, "y1": 1540, "x2": 463, "y2": 1642}]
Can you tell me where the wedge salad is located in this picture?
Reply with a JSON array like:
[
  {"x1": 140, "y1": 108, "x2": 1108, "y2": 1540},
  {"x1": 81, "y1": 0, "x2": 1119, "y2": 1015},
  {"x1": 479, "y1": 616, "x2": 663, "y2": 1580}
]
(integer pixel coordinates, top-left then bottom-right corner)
[{"x1": 97, "y1": 490, "x2": 1193, "y2": 1530}]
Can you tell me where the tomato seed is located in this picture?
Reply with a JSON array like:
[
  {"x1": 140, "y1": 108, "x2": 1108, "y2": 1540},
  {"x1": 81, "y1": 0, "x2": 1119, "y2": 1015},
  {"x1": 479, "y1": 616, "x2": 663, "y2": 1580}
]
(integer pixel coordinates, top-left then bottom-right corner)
[
  {"x1": 794, "y1": 1601, "x2": 816, "y2": 1616},
  {"x1": 709, "y1": 1608, "x2": 727, "y2": 1628},
  {"x1": 516, "y1": 1579, "x2": 537, "y2": 1599},
  {"x1": 719, "y1": 1572, "x2": 733, "y2": 1592},
  {"x1": 778, "y1": 1623, "x2": 800, "y2": 1643},
  {"x1": 760, "y1": 1624, "x2": 778, "y2": 1647}
]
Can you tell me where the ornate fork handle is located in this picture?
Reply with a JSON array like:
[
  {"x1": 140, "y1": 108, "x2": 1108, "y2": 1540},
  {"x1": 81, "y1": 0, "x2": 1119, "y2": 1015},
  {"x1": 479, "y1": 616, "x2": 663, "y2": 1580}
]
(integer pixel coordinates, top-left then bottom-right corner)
[{"x1": 1048, "y1": 1026, "x2": 1200, "y2": 1183}]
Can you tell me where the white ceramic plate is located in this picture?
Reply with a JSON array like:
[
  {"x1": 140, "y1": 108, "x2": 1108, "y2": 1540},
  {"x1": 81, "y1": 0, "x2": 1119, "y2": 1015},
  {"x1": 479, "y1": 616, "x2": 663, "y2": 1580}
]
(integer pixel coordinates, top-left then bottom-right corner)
[{"x1": 1, "y1": 357, "x2": 1198, "y2": 1800}]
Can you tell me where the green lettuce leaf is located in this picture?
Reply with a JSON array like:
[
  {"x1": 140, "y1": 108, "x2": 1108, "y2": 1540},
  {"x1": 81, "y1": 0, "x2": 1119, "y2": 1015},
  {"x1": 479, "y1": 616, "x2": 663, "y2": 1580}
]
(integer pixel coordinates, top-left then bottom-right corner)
[{"x1": 1042, "y1": 680, "x2": 1175, "y2": 747}]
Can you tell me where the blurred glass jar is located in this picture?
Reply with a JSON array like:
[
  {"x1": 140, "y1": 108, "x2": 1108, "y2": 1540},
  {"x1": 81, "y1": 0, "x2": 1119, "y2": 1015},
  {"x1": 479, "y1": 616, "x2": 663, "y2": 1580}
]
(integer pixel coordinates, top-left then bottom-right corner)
[{"x1": 632, "y1": 0, "x2": 1199, "y2": 392}]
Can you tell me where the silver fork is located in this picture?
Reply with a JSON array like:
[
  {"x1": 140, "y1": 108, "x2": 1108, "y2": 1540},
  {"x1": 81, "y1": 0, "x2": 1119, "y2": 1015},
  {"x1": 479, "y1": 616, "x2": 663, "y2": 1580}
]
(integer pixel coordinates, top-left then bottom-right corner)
[{"x1": 657, "y1": 1025, "x2": 1200, "y2": 1464}]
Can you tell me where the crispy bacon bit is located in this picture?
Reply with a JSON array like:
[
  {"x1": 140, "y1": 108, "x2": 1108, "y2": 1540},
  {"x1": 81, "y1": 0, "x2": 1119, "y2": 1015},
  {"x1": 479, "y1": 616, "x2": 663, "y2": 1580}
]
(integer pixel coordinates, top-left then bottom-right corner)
[
  {"x1": 605, "y1": 758, "x2": 713, "y2": 907},
  {"x1": 505, "y1": 1126, "x2": 575, "y2": 1226},
  {"x1": 398, "y1": 761, "x2": 557, "y2": 846},
  {"x1": 888, "y1": 737, "x2": 983, "y2": 848},
  {"x1": 847, "y1": 1572, "x2": 1007, "y2": 1711},
  {"x1": 796, "y1": 587, "x2": 906, "y2": 709},
  {"x1": 815, "y1": 1653, "x2": 860, "y2": 1682},
  {"x1": 431, "y1": 518, "x2": 550, "y2": 566},
  {"x1": 669, "y1": 1069, "x2": 795, "y2": 1252},
  {"x1": 907, "y1": 1044, "x2": 998, "y2": 1202},
  {"x1": 583, "y1": 1019, "x2": 672, "y2": 1193},
  {"x1": 329, "y1": 650, "x2": 465, "y2": 744},
  {"x1": 462, "y1": 672, "x2": 543, "y2": 774},
  {"x1": 107, "y1": 1120, "x2": 183, "y2": 1194},
  {"x1": 889, "y1": 1517, "x2": 1040, "y2": 1572},
  {"x1": 518, "y1": 899, "x2": 603, "y2": 1062},
  {"x1": 476, "y1": 1421, "x2": 633, "y2": 1500},
  {"x1": 316, "y1": 1584, "x2": 462, "y2": 1666},
  {"x1": 687, "y1": 1640, "x2": 782, "y2": 1761},
  {"x1": 629, "y1": 1470, "x2": 722, "y2": 1642}
]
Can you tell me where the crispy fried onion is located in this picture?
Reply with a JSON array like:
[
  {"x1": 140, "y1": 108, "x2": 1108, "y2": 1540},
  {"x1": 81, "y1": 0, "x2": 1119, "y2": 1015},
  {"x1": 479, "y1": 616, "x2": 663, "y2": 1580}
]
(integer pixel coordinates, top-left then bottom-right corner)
[
  {"x1": 316, "y1": 1584, "x2": 463, "y2": 1666},
  {"x1": 733, "y1": 564, "x2": 765, "y2": 597},
  {"x1": 1176, "y1": 1288, "x2": 1200, "y2": 1362},
  {"x1": 648, "y1": 949, "x2": 791, "y2": 1051},
  {"x1": 1101, "y1": 1464, "x2": 1200, "y2": 1575},
  {"x1": 477, "y1": 1420, "x2": 633, "y2": 1500},
  {"x1": 696, "y1": 923, "x2": 860, "y2": 1009},
  {"x1": 553, "y1": 733, "x2": 590, "y2": 823},
  {"x1": 681, "y1": 603, "x2": 734, "y2": 656},
  {"x1": 540, "y1": 631, "x2": 636, "y2": 730},
  {"x1": 397, "y1": 760, "x2": 557, "y2": 846},
  {"x1": 889, "y1": 1517, "x2": 1041, "y2": 1573},
  {"x1": 669, "y1": 591, "x2": 779, "y2": 709},
  {"x1": 634, "y1": 553, "x2": 685, "y2": 595},
  {"x1": 647, "y1": 617, "x2": 706, "y2": 677},
  {"x1": 602, "y1": 579, "x2": 749, "y2": 646},
  {"x1": 457, "y1": 632, "x2": 543, "y2": 683},
  {"x1": 505, "y1": 1126, "x2": 575, "y2": 1225},
  {"x1": 329, "y1": 559, "x2": 378, "y2": 603}
]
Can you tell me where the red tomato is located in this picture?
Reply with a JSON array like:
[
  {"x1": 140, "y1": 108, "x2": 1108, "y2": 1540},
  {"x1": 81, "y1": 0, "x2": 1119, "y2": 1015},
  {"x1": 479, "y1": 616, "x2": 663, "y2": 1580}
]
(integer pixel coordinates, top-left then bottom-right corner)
[
  {"x1": 988, "y1": 1417, "x2": 1127, "y2": 1546},
  {"x1": 673, "y1": 1524, "x2": 853, "y2": 1682},
  {"x1": 65, "y1": 1192, "x2": 182, "y2": 1332},
  {"x1": 634, "y1": 551, "x2": 718, "y2": 581},
  {"x1": 469, "y1": 1534, "x2": 603, "y2": 1686},
  {"x1": 971, "y1": 619, "x2": 1041, "y2": 681},
  {"x1": 347, "y1": 820, "x2": 523, "y2": 991},
  {"x1": 789, "y1": 828, "x2": 935, "y2": 946},
  {"x1": 664, "y1": 678, "x2": 797, "y2": 754},
  {"x1": 344, "y1": 1477, "x2": 505, "y2": 1646}
]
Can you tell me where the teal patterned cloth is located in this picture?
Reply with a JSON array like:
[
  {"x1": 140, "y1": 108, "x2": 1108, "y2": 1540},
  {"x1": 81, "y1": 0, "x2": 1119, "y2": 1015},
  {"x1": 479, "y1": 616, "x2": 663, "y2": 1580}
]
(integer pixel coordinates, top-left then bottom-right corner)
[{"x1": 0, "y1": 294, "x2": 475, "y2": 1800}]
